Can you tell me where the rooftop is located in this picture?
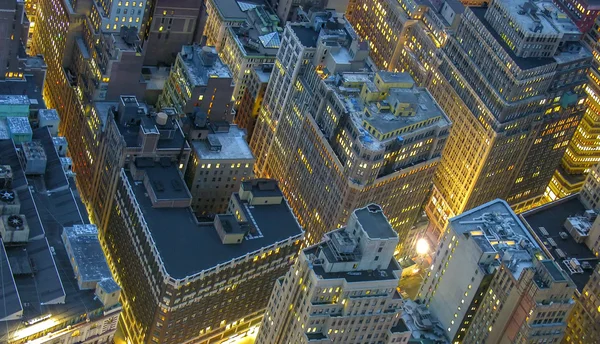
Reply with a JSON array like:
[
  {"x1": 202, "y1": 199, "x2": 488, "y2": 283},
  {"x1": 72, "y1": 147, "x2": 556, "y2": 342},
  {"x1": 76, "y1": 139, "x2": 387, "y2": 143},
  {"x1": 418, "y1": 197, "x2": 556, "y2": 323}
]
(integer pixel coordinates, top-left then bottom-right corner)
[
  {"x1": 62, "y1": 225, "x2": 112, "y2": 283},
  {"x1": 38, "y1": 109, "x2": 60, "y2": 121},
  {"x1": 331, "y1": 72, "x2": 449, "y2": 151},
  {"x1": 521, "y1": 196, "x2": 599, "y2": 291},
  {"x1": 0, "y1": 76, "x2": 45, "y2": 110},
  {"x1": 192, "y1": 125, "x2": 254, "y2": 160},
  {"x1": 470, "y1": 7, "x2": 555, "y2": 70},
  {"x1": 229, "y1": 4, "x2": 282, "y2": 57},
  {"x1": 450, "y1": 199, "x2": 545, "y2": 279},
  {"x1": 0, "y1": 135, "x2": 115, "y2": 342},
  {"x1": 124, "y1": 172, "x2": 303, "y2": 280},
  {"x1": 6, "y1": 117, "x2": 31, "y2": 135},
  {"x1": 0, "y1": 95, "x2": 29, "y2": 106},
  {"x1": 211, "y1": 0, "x2": 266, "y2": 20},
  {"x1": 180, "y1": 45, "x2": 232, "y2": 87},
  {"x1": 500, "y1": 0, "x2": 579, "y2": 36},
  {"x1": 355, "y1": 204, "x2": 397, "y2": 239},
  {"x1": 136, "y1": 160, "x2": 192, "y2": 201}
]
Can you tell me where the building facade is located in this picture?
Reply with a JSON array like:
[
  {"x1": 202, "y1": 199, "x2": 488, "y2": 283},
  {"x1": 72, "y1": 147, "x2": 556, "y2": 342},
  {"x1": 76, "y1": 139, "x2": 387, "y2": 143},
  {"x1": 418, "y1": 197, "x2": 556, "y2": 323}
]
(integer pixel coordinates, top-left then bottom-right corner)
[
  {"x1": 521, "y1": 167, "x2": 600, "y2": 344},
  {"x1": 185, "y1": 123, "x2": 255, "y2": 216},
  {"x1": 256, "y1": 204, "x2": 411, "y2": 344},
  {"x1": 106, "y1": 169, "x2": 303, "y2": 344},
  {"x1": 251, "y1": 11, "x2": 450, "y2": 251},
  {"x1": 352, "y1": 0, "x2": 591, "y2": 235},
  {"x1": 158, "y1": 45, "x2": 234, "y2": 120},
  {"x1": 142, "y1": 0, "x2": 205, "y2": 66},
  {"x1": 0, "y1": 0, "x2": 27, "y2": 80},
  {"x1": 548, "y1": 14, "x2": 600, "y2": 200},
  {"x1": 419, "y1": 199, "x2": 576, "y2": 343},
  {"x1": 234, "y1": 64, "x2": 271, "y2": 142}
]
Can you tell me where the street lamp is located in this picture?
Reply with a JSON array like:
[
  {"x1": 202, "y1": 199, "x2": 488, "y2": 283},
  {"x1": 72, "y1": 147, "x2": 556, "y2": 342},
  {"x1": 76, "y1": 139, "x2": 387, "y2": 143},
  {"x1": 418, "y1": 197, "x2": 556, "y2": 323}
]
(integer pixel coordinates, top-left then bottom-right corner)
[{"x1": 415, "y1": 238, "x2": 429, "y2": 255}]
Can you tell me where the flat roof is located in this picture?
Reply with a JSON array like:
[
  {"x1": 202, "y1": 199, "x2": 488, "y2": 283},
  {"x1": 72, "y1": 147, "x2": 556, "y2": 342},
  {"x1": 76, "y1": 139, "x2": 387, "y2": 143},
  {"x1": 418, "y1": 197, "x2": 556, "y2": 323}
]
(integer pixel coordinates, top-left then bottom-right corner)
[
  {"x1": 500, "y1": 0, "x2": 579, "y2": 35},
  {"x1": 470, "y1": 7, "x2": 555, "y2": 70},
  {"x1": 0, "y1": 140, "x2": 26, "y2": 190},
  {"x1": 63, "y1": 225, "x2": 112, "y2": 283},
  {"x1": 0, "y1": 95, "x2": 29, "y2": 106},
  {"x1": 116, "y1": 117, "x2": 188, "y2": 150},
  {"x1": 192, "y1": 125, "x2": 254, "y2": 160},
  {"x1": 308, "y1": 247, "x2": 401, "y2": 282},
  {"x1": 355, "y1": 205, "x2": 397, "y2": 239},
  {"x1": 0, "y1": 239, "x2": 22, "y2": 321},
  {"x1": 0, "y1": 77, "x2": 45, "y2": 111},
  {"x1": 125, "y1": 172, "x2": 303, "y2": 280},
  {"x1": 212, "y1": 0, "x2": 266, "y2": 20},
  {"x1": 33, "y1": 127, "x2": 69, "y2": 192},
  {"x1": 141, "y1": 163, "x2": 192, "y2": 201},
  {"x1": 180, "y1": 45, "x2": 232, "y2": 87},
  {"x1": 290, "y1": 25, "x2": 320, "y2": 48},
  {"x1": 521, "y1": 196, "x2": 599, "y2": 291}
]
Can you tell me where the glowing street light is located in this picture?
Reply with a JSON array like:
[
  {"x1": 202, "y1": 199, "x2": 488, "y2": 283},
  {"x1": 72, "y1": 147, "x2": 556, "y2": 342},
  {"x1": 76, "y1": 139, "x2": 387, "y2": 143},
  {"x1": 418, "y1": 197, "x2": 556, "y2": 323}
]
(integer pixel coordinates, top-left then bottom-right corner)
[{"x1": 415, "y1": 238, "x2": 429, "y2": 255}]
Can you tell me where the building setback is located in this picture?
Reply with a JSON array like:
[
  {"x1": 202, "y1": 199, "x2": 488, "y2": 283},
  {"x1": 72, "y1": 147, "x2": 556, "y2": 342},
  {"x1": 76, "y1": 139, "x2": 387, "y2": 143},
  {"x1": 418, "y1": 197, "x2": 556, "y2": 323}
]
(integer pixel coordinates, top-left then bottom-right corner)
[
  {"x1": 256, "y1": 204, "x2": 411, "y2": 344},
  {"x1": 251, "y1": 10, "x2": 450, "y2": 251}
]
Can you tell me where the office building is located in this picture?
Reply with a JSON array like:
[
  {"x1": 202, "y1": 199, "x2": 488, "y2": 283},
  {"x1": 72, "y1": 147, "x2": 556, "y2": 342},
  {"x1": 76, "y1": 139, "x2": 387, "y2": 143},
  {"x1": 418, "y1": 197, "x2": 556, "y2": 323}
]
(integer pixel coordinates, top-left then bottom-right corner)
[
  {"x1": 204, "y1": 0, "x2": 282, "y2": 104},
  {"x1": 106, "y1": 168, "x2": 303, "y2": 343},
  {"x1": 142, "y1": 0, "x2": 205, "y2": 66},
  {"x1": 548, "y1": 13, "x2": 600, "y2": 201},
  {"x1": 256, "y1": 204, "x2": 410, "y2": 344},
  {"x1": 234, "y1": 64, "x2": 271, "y2": 142},
  {"x1": 251, "y1": 11, "x2": 450, "y2": 249},
  {"x1": 184, "y1": 123, "x2": 255, "y2": 216},
  {"x1": 158, "y1": 45, "x2": 234, "y2": 120},
  {"x1": 1, "y1": 0, "x2": 28, "y2": 80},
  {"x1": 419, "y1": 199, "x2": 576, "y2": 343},
  {"x1": 351, "y1": 0, "x2": 591, "y2": 234},
  {"x1": 522, "y1": 165, "x2": 600, "y2": 344},
  {"x1": 553, "y1": 0, "x2": 600, "y2": 33},
  {"x1": 0, "y1": 128, "x2": 121, "y2": 344}
]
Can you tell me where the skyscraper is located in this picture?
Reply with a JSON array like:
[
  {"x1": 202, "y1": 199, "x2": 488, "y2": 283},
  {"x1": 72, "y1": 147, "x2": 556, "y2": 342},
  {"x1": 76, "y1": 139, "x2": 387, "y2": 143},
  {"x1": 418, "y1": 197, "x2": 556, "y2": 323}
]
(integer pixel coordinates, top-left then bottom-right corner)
[
  {"x1": 419, "y1": 199, "x2": 576, "y2": 343},
  {"x1": 548, "y1": 13, "x2": 600, "y2": 200},
  {"x1": 234, "y1": 63, "x2": 271, "y2": 142},
  {"x1": 349, "y1": 0, "x2": 591, "y2": 234},
  {"x1": 256, "y1": 204, "x2": 411, "y2": 344},
  {"x1": 251, "y1": 10, "x2": 450, "y2": 249}
]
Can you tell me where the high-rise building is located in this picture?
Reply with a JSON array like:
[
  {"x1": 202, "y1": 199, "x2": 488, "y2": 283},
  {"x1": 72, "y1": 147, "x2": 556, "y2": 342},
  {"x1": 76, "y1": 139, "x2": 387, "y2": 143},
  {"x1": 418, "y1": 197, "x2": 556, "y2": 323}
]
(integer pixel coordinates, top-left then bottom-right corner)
[
  {"x1": 256, "y1": 204, "x2": 411, "y2": 344},
  {"x1": 106, "y1": 169, "x2": 303, "y2": 343},
  {"x1": 234, "y1": 63, "x2": 271, "y2": 142},
  {"x1": 553, "y1": 0, "x2": 600, "y2": 33},
  {"x1": 0, "y1": 128, "x2": 122, "y2": 344},
  {"x1": 158, "y1": 45, "x2": 234, "y2": 120},
  {"x1": 204, "y1": 0, "x2": 281, "y2": 104},
  {"x1": 548, "y1": 13, "x2": 600, "y2": 201},
  {"x1": 184, "y1": 123, "x2": 255, "y2": 216},
  {"x1": 0, "y1": 0, "x2": 28, "y2": 80},
  {"x1": 419, "y1": 199, "x2": 576, "y2": 343},
  {"x1": 349, "y1": 0, "x2": 591, "y2": 233},
  {"x1": 251, "y1": 11, "x2": 450, "y2": 249},
  {"x1": 142, "y1": 0, "x2": 205, "y2": 66},
  {"x1": 269, "y1": 0, "x2": 349, "y2": 22},
  {"x1": 521, "y1": 183, "x2": 600, "y2": 343}
]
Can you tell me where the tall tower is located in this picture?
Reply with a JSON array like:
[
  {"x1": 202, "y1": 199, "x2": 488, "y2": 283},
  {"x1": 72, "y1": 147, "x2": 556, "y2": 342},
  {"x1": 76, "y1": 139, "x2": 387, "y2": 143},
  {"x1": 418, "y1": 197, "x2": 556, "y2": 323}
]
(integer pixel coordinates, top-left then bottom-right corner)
[
  {"x1": 256, "y1": 204, "x2": 412, "y2": 344},
  {"x1": 548, "y1": 14, "x2": 600, "y2": 200},
  {"x1": 349, "y1": 0, "x2": 591, "y2": 233},
  {"x1": 251, "y1": 10, "x2": 450, "y2": 250}
]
